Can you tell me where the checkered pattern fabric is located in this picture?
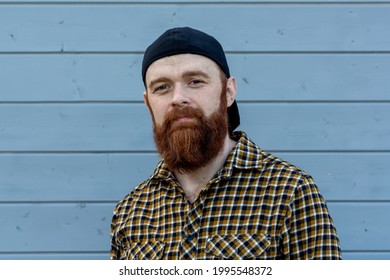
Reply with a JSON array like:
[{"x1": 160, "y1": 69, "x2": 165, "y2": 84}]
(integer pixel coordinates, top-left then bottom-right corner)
[{"x1": 110, "y1": 132, "x2": 342, "y2": 260}]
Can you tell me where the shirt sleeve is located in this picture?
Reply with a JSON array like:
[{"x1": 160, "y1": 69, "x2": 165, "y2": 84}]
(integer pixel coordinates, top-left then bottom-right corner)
[
  {"x1": 110, "y1": 208, "x2": 120, "y2": 260},
  {"x1": 281, "y1": 175, "x2": 342, "y2": 259}
]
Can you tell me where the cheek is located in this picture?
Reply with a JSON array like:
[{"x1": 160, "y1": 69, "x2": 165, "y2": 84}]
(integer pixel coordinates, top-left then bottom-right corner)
[
  {"x1": 154, "y1": 113, "x2": 166, "y2": 126},
  {"x1": 202, "y1": 94, "x2": 223, "y2": 117},
  {"x1": 146, "y1": 97, "x2": 167, "y2": 126}
]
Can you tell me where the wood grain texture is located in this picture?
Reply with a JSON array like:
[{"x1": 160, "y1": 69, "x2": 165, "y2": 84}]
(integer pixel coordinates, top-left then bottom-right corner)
[
  {"x1": 0, "y1": 252, "x2": 109, "y2": 260},
  {"x1": 1, "y1": 5, "x2": 389, "y2": 52},
  {"x1": 3, "y1": 0, "x2": 388, "y2": 3},
  {"x1": 1, "y1": 103, "x2": 389, "y2": 151},
  {"x1": 0, "y1": 203, "x2": 114, "y2": 252},
  {"x1": 0, "y1": 202, "x2": 388, "y2": 252},
  {"x1": 0, "y1": 153, "x2": 159, "y2": 202},
  {"x1": 329, "y1": 203, "x2": 390, "y2": 251},
  {"x1": 1, "y1": 54, "x2": 389, "y2": 102},
  {"x1": 1, "y1": 153, "x2": 389, "y2": 202}
]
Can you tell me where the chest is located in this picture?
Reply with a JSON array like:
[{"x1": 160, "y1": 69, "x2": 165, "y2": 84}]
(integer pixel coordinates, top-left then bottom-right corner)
[{"x1": 117, "y1": 182, "x2": 288, "y2": 259}]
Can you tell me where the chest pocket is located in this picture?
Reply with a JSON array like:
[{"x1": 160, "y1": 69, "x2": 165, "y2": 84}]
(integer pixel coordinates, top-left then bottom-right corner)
[
  {"x1": 205, "y1": 233, "x2": 271, "y2": 260},
  {"x1": 124, "y1": 241, "x2": 165, "y2": 260}
]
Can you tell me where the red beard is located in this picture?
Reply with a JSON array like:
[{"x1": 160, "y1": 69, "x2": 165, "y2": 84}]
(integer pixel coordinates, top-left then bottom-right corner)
[{"x1": 153, "y1": 90, "x2": 228, "y2": 173}]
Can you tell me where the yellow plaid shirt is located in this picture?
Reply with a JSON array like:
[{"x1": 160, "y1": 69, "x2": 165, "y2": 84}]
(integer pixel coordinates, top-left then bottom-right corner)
[{"x1": 110, "y1": 132, "x2": 342, "y2": 260}]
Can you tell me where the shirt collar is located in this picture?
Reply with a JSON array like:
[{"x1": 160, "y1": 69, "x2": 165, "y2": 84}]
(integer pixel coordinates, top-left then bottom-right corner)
[
  {"x1": 151, "y1": 131, "x2": 263, "y2": 181},
  {"x1": 151, "y1": 160, "x2": 174, "y2": 181},
  {"x1": 219, "y1": 131, "x2": 263, "y2": 178}
]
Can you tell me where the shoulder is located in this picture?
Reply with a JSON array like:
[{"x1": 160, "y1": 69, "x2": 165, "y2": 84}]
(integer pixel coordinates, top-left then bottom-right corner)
[
  {"x1": 233, "y1": 131, "x2": 312, "y2": 181},
  {"x1": 112, "y1": 170, "x2": 159, "y2": 219},
  {"x1": 261, "y1": 150, "x2": 318, "y2": 193},
  {"x1": 259, "y1": 151, "x2": 327, "y2": 211},
  {"x1": 233, "y1": 131, "x2": 317, "y2": 195},
  {"x1": 113, "y1": 160, "x2": 169, "y2": 214},
  {"x1": 262, "y1": 150, "x2": 311, "y2": 180}
]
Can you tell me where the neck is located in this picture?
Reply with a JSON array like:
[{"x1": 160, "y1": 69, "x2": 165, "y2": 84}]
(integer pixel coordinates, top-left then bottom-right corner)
[{"x1": 173, "y1": 134, "x2": 236, "y2": 203}]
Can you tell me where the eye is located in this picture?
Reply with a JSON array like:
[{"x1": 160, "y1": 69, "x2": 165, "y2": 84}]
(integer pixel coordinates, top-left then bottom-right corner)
[
  {"x1": 152, "y1": 84, "x2": 170, "y2": 94},
  {"x1": 188, "y1": 79, "x2": 205, "y2": 87}
]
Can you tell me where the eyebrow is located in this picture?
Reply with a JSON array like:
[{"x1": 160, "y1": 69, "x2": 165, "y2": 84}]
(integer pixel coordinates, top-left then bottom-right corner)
[
  {"x1": 148, "y1": 77, "x2": 171, "y2": 90},
  {"x1": 182, "y1": 70, "x2": 210, "y2": 80},
  {"x1": 148, "y1": 70, "x2": 211, "y2": 89}
]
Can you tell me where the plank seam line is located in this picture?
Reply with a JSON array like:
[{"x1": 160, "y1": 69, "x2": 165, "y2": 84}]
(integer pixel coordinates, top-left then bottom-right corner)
[
  {"x1": 0, "y1": 201, "x2": 117, "y2": 204},
  {"x1": 2, "y1": 200, "x2": 390, "y2": 204},
  {"x1": 1, "y1": 101, "x2": 390, "y2": 104},
  {"x1": 0, "y1": 251, "x2": 108, "y2": 255},
  {"x1": 1, "y1": 1, "x2": 390, "y2": 6},
  {"x1": 1, "y1": 150, "x2": 390, "y2": 154},
  {"x1": 4, "y1": 250, "x2": 390, "y2": 255},
  {"x1": 1, "y1": 51, "x2": 390, "y2": 55}
]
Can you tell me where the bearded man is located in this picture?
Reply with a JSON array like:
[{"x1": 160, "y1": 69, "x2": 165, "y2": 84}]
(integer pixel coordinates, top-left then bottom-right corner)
[{"x1": 110, "y1": 27, "x2": 342, "y2": 260}]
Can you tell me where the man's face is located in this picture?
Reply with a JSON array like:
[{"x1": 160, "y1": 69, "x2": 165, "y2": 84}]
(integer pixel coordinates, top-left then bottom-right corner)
[
  {"x1": 143, "y1": 54, "x2": 236, "y2": 172},
  {"x1": 144, "y1": 53, "x2": 231, "y2": 126}
]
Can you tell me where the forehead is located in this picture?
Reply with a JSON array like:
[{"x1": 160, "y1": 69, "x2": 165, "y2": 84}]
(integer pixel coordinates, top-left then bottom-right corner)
[{"x1": 145, "y1": 53, "x2": 221, "y2": 82}]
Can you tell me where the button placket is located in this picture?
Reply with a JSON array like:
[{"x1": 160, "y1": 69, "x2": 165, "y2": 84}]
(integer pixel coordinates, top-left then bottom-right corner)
[{"x1": 179, "y1": 199, "x2": 204, "y2": 259}]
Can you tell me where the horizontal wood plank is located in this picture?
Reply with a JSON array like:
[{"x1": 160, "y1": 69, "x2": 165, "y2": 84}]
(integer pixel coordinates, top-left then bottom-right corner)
[
  {"x1": 0, "y1": 203, "x2": 114, "y2": 252},
  {"x1": 0, "y1": 153, "x2": 159, "y2": 202},
  {"x1": 0, "y1": 54, "x2": 139, "y2": 102},
  {"x1": 240, "y1": 103, "x2": 390, "y2": 151},
  {"x1": 328, "y1": 203, "x2": 390, "y2": 251},
  {"x1": 0, "y1": 202, "x2": 388, "y2": 252},
  {"x1": 0, "y1": 253, "x2": 109, "y2": 260},
  {"x1": 1, "y1": 5, "x2": 389, "y2": 52},
  {"x1": 1, "y1": 103, "x2": 389, "y2": 151},
  {"x1": 0, "y1": 104, "x2": 153, "y2": 151},
  {"x1": 2, "y1": 1, "x2": 387, "y2": 3},
  {"x1": 1, "y1": 152, "x2": 389, "y2": 202},
  {"x1": 1, "y1": 54, "x2": 389, "y2": 102},
  {"x1": 342, "y1": 252, "x2": 390, "y2": 260},
  {"x1": 274, "y1": 152, "x2": 390, "y2": 201}
]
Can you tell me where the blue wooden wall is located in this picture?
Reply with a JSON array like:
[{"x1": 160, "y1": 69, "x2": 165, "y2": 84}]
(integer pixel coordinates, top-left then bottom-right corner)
[{"x1": 0, "y1": 0, "x2": 389, "y2": 260}]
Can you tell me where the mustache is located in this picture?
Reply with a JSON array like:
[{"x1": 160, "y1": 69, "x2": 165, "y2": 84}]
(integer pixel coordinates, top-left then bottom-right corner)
[{"x1": 163, "y1": 106, "x2": 204, "y2": 125}]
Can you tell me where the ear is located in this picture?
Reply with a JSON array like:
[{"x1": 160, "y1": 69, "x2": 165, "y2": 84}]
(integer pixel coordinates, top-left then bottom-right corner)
[
  {"x1": 143, "y1": 91, "x2": 152, "y2": 112},
  {"x1": 143, "y1": 91, "x2": 157, "y2": 124},
  {"x1": 225, "y1": 76, "x2": 237, "y2": 107}
]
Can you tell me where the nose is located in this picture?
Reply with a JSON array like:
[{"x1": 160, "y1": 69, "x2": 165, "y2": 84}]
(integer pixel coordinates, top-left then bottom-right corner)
[{"x1": 171, "y1": 84, "x2": 190, "y2": 107}]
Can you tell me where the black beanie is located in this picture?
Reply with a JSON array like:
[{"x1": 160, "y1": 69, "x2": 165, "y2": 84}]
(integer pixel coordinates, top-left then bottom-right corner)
[{"x1": 142, "y1": 27, "x2": 240, "y2": 132}]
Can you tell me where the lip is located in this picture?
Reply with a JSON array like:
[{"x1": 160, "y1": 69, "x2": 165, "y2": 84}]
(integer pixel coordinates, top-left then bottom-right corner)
[{"x1": 176, "y1": 117, "x2": 194, "y2": 123}]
